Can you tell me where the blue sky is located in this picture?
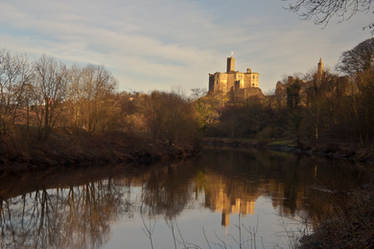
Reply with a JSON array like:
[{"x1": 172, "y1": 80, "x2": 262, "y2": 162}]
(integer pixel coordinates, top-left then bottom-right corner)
[{"x1": 0, "y1": 0, "x2": 372, "y2": 93}]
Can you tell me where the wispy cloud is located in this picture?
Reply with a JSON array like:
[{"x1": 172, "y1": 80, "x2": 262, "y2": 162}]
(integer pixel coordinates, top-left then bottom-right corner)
[{"x1": 0, "y1": 0, "x2": 372, "y2": 92}]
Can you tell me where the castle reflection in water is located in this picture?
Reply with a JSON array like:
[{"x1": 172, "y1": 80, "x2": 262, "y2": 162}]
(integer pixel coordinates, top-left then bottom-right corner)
[
  {"x1": 204, "y1": 174, "x2": 258, "y2": 227},
  {"x1": 200, "y1": 171, "x2": 306, "y2": 227}
]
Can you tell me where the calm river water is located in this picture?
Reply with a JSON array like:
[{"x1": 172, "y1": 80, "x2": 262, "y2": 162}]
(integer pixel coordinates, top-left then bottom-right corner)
[{"x1": 0, "y1": 148, "x2": 369, "y2": 249}]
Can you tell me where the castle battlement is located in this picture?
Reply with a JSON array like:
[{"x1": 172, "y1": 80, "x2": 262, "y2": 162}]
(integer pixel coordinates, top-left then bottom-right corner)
[{"x1": 209, "y1": 55, "x2": 259, "y2": 95}]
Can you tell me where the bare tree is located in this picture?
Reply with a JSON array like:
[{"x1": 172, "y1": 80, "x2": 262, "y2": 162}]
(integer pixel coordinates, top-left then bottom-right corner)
[
  {"x1": 142, "y1": 91, "x2": 199, "y2": 146},
  {"x1": 0, "y1": 50, "x2": 33, "y2": 134},
  {"x1": 286, "y1": 0, "x2": 373, "y2": 29},
  {"x1": 190, "y1": 88, "x2": 207, "y2": 100},
  {"x1": 80, "y1": 65, "x2": 117, "y2": 133},
  {"x1": 336, "y1": 37, "x2": 374, "y2": 75},
  {"x1": 33, "y1": 55, "x2": 68, "y2": 138},
  {"x1": 65, "y1": 65, "x2": 83, "y2": 130}
]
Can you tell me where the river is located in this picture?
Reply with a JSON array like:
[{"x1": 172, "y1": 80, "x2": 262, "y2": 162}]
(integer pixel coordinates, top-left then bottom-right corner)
[{"x1": 0, "y1": 148, "x2": 369, "y2": 249}]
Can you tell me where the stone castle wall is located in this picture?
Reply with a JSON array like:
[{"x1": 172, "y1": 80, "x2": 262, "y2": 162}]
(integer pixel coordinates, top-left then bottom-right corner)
[{"x1": 209, "y1": 56, "x2": 259, "y2": 95}]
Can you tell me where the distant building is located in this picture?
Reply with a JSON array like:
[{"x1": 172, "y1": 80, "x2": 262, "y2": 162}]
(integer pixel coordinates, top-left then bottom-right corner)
[
  {"x1": 209, "y1": 55, "x2": 260, "y2": 95},
  {"x1": 317, "y1": 58, "x2": 324, "y2": 77},
  {"x1": 316, "y1": 57, "x2": 324, "y2": 82},
  {"x1": 273, "y1": 58, "x2": 357, "y2": 108}
]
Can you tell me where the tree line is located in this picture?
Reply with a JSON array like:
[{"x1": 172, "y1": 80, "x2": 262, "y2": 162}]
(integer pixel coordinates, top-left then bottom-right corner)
[
  {"x1": 0, "y1": 51, "x2": 118, "y2": 137},
  {"x1": 0, "y1": 50, "x2": 199, "y2": 158}
]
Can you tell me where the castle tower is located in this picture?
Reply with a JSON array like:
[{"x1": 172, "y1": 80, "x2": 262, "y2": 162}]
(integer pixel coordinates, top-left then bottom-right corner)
[
  {"x1": 227, "y1": 56, "x2": 235, "y2": 73},
  {"x1": 221, "y1": 212, "x2": 230, "y2": 227},
  {"x1": 209, "y1": 54, "x2": 261, "y2": 95},
  {"x1": 317, "y1": 58, "x2": 324, "y2": 78}
]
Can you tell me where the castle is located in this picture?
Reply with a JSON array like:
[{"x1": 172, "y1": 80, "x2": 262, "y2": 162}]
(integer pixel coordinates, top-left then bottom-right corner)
[{"x1": 209, "y1": 54, "x2": 260, "y2": 95}]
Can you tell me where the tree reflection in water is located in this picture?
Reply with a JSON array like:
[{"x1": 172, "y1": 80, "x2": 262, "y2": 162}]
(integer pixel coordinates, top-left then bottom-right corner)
[
  {"x1": 141, "y1": 163, "x2": 198, "y2": 219},
  {"x1": 0, "y1": 179, "x2": 128, "y2": 249},
  {"x1": 0, "y1": 149, "x2": 369, "y2": 249}
]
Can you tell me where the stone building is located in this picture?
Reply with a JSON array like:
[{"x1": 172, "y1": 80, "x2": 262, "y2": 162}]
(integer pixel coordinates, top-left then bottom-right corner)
[
  {"x1": 208, "y1": 55, "x2": 260, "y2": 95},
  {"x1": 273, "y1": 58, "x2": 357, "y2": 108}
]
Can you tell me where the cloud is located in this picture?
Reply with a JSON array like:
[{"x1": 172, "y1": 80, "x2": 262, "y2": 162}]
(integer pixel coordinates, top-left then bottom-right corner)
[{"x1": 0, "y1": 0, "x2": 372, "y2": 93}]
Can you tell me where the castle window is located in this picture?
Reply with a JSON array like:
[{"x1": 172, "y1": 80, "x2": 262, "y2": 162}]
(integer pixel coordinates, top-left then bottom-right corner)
[{"x1": 235, "y1": 80, "x2": 240, "y2": 89}]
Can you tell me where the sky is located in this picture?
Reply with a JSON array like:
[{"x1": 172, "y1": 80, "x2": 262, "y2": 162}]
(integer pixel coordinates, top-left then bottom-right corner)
[{"x1": 0, "y1": 0, "x2": 372, "y2": 94}]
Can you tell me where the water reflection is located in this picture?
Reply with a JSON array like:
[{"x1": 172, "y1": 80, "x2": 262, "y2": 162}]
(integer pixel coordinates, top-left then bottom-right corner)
[
  {"x1": 0, "y1": 148, "x2": 369, "y2": 249},
  {"x1": 0, "y1": 179, "x2": 127, "y2": 249},
  {"x1": 141, "y1": 164, "x2": 198, "y2": 218},
  {"x1": 197, "y1": 149, "x2": 366, "y2": 226}
]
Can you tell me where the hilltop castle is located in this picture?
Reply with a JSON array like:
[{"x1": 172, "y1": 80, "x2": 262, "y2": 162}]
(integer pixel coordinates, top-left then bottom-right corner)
[{"x1": 209, "y1": 54, "x2": 260, "y2": 95}]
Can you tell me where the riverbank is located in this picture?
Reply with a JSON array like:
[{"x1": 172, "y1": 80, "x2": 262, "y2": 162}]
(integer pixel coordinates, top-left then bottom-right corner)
[
  {"x1": 202, "y1": 137, "x2": 374, "y2": 165},
  {"x1": 299, "y1": 182, "x2": 374, "y2": 249},
  {"x1": 0, "y1": 130, "x2": 199, "y2": 175}
]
